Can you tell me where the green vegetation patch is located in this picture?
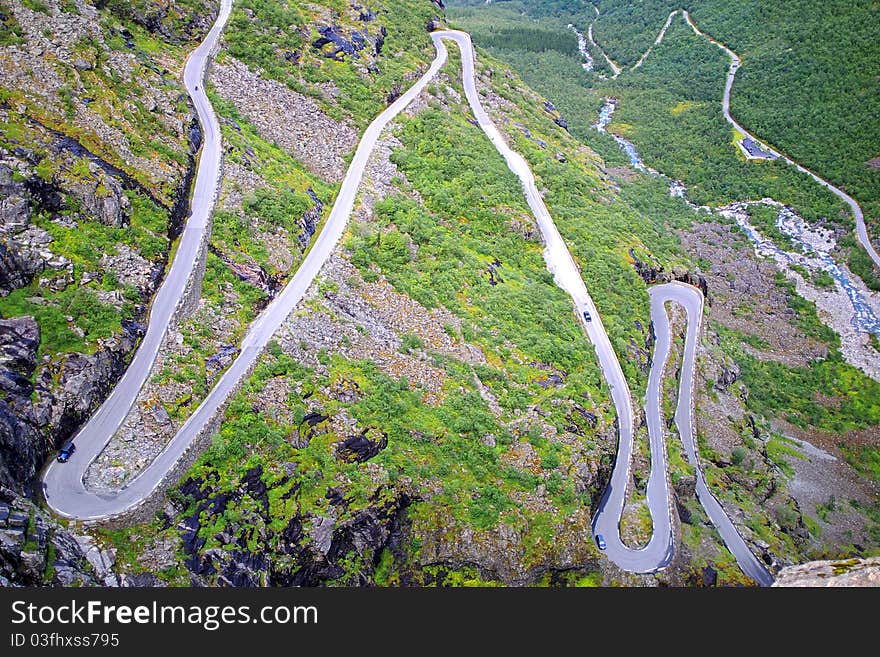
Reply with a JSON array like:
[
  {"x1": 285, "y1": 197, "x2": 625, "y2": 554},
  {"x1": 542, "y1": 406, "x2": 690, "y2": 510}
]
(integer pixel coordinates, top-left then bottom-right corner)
[{"x1": 222, "y1": 0, "x2": 438, "y2": 127}]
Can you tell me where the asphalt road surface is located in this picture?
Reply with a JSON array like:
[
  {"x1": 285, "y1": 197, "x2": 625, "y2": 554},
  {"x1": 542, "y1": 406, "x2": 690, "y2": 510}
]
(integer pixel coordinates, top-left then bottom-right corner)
[
  {"x1": 441, "y1": 31, "x2": 673, "y2": 574},
  {"x1": 646, "y1": 283, "x2": 773, "y2": 586},
  {"x1": 41, "y1": 22, "x2": 771, "y2": 584},
  {"x1": 42, "y1": 0, "x2": 233, "y2": 519},
  {"x1": 439, "y1": 32, "x2": 770, "y2": 582},
  {"x1": 42, "y1": 17, "x2": 448, "y2": 520}
]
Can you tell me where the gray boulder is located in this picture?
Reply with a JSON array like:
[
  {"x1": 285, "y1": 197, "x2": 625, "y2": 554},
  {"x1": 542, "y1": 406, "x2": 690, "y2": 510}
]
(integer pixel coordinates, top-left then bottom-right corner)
[{"x1": 67, "y1": 163, "x2": 131, "y2": 227}]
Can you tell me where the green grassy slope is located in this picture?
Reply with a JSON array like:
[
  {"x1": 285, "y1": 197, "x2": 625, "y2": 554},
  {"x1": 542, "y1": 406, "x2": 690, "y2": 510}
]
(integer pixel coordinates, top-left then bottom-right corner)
[
  {"x1": 64, "y1": 0, "x2": 880, "y2": 584},
  {"x1": 98, "y1": 0, "x2": 712, "y2": 587},
  {"x1": 221, "y1": 0, "x2": 439, "y2": 128}
]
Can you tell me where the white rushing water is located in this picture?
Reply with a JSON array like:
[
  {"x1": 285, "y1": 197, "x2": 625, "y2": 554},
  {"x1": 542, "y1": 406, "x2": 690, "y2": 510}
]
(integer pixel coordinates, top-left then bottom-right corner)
[
  {"x1": 593, "y1": 98, "x2": 691, "y2": 200},
  {"x1": 595, "y1": 98, "x2": 880, "y2": 379},
  {"x1": 721, "y1": 201, "x2": 880, "y2": 337},
  {"x1": 567, "y1": 23, "x2": 594, "y2": 71},
  {"x1": 720, "y1": 201, "x2": 880, "y2": 380},
  {"x1": 593, "y1": 98, "x2": 654, "y2": 173}
]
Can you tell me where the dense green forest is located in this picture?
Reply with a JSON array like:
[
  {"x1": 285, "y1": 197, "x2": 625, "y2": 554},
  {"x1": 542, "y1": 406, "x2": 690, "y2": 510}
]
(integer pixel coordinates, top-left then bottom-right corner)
[
  {"x1": 449, "y1": 1, "x2": 857, "y2": 227},
  {"x1": 446, "y1": 1, "x2": 606, "y2": 144},
  {"x1": 602, "y1": 17, "x2": 848, "y2": 223},
  {"x1": 591, "y1": 0, "x2": 880, "y2": 236},
  {"x1": 452, "y1": 0, "x2": 880, "y2": 245}
]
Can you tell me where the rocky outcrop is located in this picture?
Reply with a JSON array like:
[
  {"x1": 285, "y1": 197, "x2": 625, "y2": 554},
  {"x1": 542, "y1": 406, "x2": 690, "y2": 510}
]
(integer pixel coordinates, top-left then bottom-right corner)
[
  {"x1": 0, "y1": 316, "x2": 39, "y2": 373},
  {"x1": 0, "y1": 236, "x2": 48, "y2": 297},
  {"x1": 1, "y1": 143, "x2": 156, "y2": 296},
  {"x1": 0, "y1": 164, "x2": 30, "y2": 232},
  {"x1": 63, "y1": 161, "x2": 131, "y2": 228},
  {"x1": 336, "y1": 429, "x2": 388, "y2": 463},
  {"x1": 310, "y1": 12, "x2": 390, "y2": 64},
  {"x1": 0, "y1": 311, "x2": 144, "y2": 495},
  {"x1": 413, "y1": 500, "x2": 598, "y2": 586},
  {"x1": 297, "y1": 188, "x2": 324, "y2": 252},
  {"x1": 32, "y1": 325, "x2": 139, "y2": 444},
  {"x1": 0, "y1": 317, "x2": 48, "y2": 492},
  {"x1": 99, "y1": 245, "x2": 155, "y2": 293},
  {"x1": 0, "y1": 162, "x2": 69, "y2": 295},
  {"x1": 170, "y1": 469, "x2": 413, "y2": 587},
  {"x1": 0, "y1": 486, "x2": 115, "y2": 586},
  {"x1": 0, "y1": 152, "x2": 171, "y2": 491},
  {"x1": 374, "y1": 24, "x2": 386, "y2": 56},
  {"x1": 0, "y1": 0, "x2": 209, "y2": 500},
  {"x1": 1, "y1": 0, "x2": 201, "y2": 207},
  {"x1": 629, "y1": 249, "x2": 709, "y2": 298},
  {"x1": 312, "y1": 25, "x2": 369, "y2": 61},
  {"x1": 541, "y1": 100, "x2": 569, "y2": 132},
  {"x1": 772, "y1": 557, "x2": 880, "y2": 587},
  {"x1": 208, "y1": 244, "x2": 277, "y2": 295},
  {"x1": 97, "y1": 0, "x2": 216, "y2": 44}
]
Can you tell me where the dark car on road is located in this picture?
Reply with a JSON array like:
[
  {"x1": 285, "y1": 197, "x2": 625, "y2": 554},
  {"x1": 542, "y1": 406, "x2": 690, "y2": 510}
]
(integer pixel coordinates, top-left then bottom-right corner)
[
  {"x1": 595, "y1": 534, "x2": 607, "y2": 550},
  {"x1": 583, "y1": 310, "x2": 592, "y2": 322},
  {"x1": 57, "y1": 440, "x2": 76, "y2": 463}
]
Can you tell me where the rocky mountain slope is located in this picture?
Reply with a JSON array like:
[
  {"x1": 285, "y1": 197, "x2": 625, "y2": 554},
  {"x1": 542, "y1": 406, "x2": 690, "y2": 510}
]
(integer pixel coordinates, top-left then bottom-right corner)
[
  {"x1": 0, "y1": 0, "x2": 214, "y2": 494},
  {"x1": 448, "y1": 0, "x2": 880, "y2": 582},
  {"x1": 91, "y1": 0, "x2": 796, "y2": 587},
  {"x1": 0, "y1": 0, "x2": 213, "y2": 585},
  {"x1": 4, "y1": 0, "x2": 877, "y2": 587},
  {"x1": 0, "y1": 485, "x2": 119, "y2": 586}
]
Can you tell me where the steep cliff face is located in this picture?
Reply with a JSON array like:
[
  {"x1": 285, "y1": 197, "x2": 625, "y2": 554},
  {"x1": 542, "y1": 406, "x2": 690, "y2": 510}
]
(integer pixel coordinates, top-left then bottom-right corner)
[
  {"x1": 0, "y1": 486, "x2": 117, "y2": 586},
  {"x1": 0, "y1": 317, "x2": 46, "y2": 490},
  {"x1": 94, "y1": 0, "x2": 217, "y2": 43},
  {"x1": 0, "y1": 0, "x2": 215, "y2": 588}
]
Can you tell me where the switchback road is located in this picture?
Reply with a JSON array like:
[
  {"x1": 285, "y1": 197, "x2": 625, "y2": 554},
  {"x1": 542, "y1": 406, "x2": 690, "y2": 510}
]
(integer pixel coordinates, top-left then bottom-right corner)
[{"x1": 43, "y1": 17, "x2": 772, "y2": 586}]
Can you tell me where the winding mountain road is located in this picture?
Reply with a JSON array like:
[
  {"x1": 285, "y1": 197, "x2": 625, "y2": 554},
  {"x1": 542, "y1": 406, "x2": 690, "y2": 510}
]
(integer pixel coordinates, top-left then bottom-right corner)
[
  {"x1": 590, "y1": 280, "x2": 771, "y2": 585},
  {"x1": 42, "y1": 11, "x2": 449, "y2": 520},
  {"x1": 587, "y1": 23, "x2": 621, "y2": 79},
  {"x1": 45, "y1": 27, "x2": 630, "y2": 524},
  {"x1": 41, "y1": 10, "x2": 773, "y2": 585},
  {"x1": 447, "y1": 30, "x2": 683, "y2": 576},
  {"x1": 646, "y1": 284, "x2": 772, "y2": 586},
  {"x1": 41, "y1": 0, "x2": 233, "y2": 519},
  {"x1": 583, "y1": 6, "x2": 880, "y2": 584},
  {"x1": 632, "y1": 10, "x2": 677, "y2": 70},
  {"x1": 580, "y1": 7, "x2": 780, "y2": 582}
]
